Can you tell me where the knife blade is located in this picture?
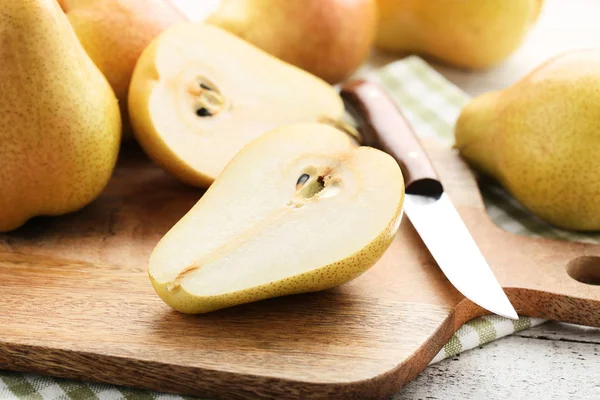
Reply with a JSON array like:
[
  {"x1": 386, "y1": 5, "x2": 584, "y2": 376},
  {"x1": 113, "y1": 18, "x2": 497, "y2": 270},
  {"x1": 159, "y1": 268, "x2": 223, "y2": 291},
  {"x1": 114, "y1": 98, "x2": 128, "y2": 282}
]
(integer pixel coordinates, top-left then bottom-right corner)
[{"x1": 340, "y1": 79, "x2": 518, "y2": 320}]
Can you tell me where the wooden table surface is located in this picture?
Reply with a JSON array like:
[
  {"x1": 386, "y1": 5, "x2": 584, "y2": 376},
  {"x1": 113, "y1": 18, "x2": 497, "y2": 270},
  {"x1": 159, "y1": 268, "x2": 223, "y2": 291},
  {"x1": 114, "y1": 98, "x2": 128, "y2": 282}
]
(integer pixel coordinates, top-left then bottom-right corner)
[{"x1": 174, "y1": 1, "x2": 600, "y2": 398}]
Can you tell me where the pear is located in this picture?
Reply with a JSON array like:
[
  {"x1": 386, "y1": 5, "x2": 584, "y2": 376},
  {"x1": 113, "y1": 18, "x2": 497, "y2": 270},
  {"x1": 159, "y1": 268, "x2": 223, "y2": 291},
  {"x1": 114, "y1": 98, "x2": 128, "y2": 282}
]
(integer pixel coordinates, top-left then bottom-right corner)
[
  {"x1": 375, "y1": 0, "x2": 543, "y2": 69},
  {"x1": 129, "y1": 24, "x2": 345, "y2": 188},
  {"x1": 58, "y1": 0, "x2": 186, "y2": 139},
  {"x1": 455, "y1": 50, "x2": 600, "y2": 231},
  {"x1": 207, "y1": 0, "x2": 377, "y2": 84},
  {"x1": 0, "y1": 0, "x2": 121, "y2": 232},
  {"x1": 149, "y1": 123, "x2": 404, "y2": 314}
]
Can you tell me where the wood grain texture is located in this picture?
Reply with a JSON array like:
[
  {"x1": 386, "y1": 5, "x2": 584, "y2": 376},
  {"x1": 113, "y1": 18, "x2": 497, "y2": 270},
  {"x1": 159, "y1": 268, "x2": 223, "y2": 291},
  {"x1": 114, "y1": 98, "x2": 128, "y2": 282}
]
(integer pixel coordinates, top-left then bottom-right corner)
[{"x1": 0, "y1": 140, "x2": 599, "y2": 399}]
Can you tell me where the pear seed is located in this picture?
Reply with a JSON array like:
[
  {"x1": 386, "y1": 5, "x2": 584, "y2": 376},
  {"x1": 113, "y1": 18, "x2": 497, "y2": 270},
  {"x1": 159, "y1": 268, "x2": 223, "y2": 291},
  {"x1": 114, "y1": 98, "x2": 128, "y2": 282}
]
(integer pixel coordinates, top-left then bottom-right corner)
[
  {"x1": 296, "y1": 173, "x2": 310, "y2": 188},
  {"x1": 297, "y1": 174, "x2": 326, "y2": 199},
  {"x1": 196, "y1": 107, "x2": 212, "y2": 117}
]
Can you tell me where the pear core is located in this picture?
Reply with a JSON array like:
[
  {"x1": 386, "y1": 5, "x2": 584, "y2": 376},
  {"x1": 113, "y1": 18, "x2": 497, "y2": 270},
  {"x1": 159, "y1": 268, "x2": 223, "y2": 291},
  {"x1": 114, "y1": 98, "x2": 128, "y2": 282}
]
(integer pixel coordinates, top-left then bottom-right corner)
[{"x1": 189, "y1": 77, "x2": 228, "y2": 118}]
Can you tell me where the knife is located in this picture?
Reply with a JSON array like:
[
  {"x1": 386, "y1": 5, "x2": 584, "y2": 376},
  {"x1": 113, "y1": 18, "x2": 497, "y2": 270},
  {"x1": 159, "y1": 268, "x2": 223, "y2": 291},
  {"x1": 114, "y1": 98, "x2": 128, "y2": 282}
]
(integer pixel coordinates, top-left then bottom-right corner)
[{"x1": 340, "y1": 79, "x2": 518, "y2": 320}]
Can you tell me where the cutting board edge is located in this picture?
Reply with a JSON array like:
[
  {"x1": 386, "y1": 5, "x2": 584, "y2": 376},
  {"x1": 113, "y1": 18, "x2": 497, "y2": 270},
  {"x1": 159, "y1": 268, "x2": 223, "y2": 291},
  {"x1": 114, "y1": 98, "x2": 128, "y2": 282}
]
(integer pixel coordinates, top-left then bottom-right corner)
[{"x1": 0, "y1": 307, "x2": 459, "y2": 400}]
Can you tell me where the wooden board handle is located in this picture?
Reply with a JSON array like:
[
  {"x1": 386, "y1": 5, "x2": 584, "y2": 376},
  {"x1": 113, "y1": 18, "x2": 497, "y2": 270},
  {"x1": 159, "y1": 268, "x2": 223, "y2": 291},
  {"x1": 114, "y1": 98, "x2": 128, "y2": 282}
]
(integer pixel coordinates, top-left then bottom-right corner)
[{"x1": 340, "y1": 79, "x2": 443, "y2": 198}]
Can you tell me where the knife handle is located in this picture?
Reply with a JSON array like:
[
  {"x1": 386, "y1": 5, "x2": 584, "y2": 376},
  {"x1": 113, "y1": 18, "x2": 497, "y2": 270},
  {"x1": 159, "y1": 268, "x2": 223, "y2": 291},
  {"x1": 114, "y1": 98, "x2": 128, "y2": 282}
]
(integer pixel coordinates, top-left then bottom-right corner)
[{"x1": 340, "y1": 79, "x2": 443, "y2": 198}]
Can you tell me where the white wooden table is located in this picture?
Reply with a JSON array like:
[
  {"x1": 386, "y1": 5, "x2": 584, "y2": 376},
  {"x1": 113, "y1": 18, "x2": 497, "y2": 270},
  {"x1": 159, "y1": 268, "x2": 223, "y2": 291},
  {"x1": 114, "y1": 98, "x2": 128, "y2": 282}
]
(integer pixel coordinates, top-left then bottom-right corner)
[{"x1": 175, "y1": 1, "x2": 600, "y2": 398}]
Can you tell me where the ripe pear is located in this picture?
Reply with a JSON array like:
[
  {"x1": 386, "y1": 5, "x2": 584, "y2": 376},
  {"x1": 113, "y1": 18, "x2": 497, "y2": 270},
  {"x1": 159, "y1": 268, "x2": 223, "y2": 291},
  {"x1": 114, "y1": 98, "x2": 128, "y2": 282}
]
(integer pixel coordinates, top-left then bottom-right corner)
[
  {"x1": 129, "y1": 24, "x2": 345, "y2": 188},
  {"x1": 207, "y1": 0, "x2": 377, "y2": 84},
  {"x1": 455, "y1": 50, "x2": 600, "y2": 231},
  {"x1": 149, "y1": 123, "x2": 404, "y2": 314},
  {"x1": 0, "y1": 0, "x2": 121, "y2": 232},
  {"x1": 58, "y1": 0, "x2": 186, "y2": 139},
  {"x1": 375, "y1": 0, "x2": 543, "y2": 69}
]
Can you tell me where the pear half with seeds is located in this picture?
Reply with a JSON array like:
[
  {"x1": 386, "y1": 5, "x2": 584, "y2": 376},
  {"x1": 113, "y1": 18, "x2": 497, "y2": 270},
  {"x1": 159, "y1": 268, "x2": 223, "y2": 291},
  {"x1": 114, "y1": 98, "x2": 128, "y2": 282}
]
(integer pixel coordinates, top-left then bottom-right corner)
[
  {"x1": 129, "y1": 24, "x2": 345, "y2": 187},
  {"x1": 149, "y1": 123, "x2": 405, "y2": 314}
]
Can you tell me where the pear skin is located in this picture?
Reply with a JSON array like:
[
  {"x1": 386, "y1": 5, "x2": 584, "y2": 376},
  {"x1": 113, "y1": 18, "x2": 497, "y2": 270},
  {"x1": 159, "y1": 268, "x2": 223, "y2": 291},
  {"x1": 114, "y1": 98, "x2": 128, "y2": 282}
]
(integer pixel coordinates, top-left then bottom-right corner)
[
  {"x1": 453, "y1": 91, "x2": 503, "y2": 178},
  {"x1": 375, "y1": 0, "x2": 542, "y2": 69},
  {"x1": 58, "y1": 0, "x2": 185, "y2": 139},
  {"x1": 207, "y1": 0, "x2": 377, "y2": 84},
  {"x1": 0, "y1": 0, "x2": 121, "y2": 232},
  {"x1": 455, "y1": 50, "x2": 600, "y2": 231}
]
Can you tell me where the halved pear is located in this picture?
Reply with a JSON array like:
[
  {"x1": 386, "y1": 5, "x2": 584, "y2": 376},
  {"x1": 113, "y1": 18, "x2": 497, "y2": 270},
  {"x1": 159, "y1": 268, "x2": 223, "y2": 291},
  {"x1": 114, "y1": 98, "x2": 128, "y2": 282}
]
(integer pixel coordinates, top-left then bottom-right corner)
[
  {"x1": 149, "y1": 123, "x2": 405, "y2": 314},
  {"x1": 129, "y1": 24, "x2": 345, "y2": 187}
]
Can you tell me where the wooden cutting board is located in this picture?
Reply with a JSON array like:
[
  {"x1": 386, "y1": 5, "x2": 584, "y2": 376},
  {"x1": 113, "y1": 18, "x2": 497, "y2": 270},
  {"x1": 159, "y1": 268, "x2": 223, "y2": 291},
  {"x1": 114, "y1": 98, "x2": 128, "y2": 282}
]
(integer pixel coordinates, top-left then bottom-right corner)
[{"x1": 0, "y1": 141, "x2": 599, "y2": 400}]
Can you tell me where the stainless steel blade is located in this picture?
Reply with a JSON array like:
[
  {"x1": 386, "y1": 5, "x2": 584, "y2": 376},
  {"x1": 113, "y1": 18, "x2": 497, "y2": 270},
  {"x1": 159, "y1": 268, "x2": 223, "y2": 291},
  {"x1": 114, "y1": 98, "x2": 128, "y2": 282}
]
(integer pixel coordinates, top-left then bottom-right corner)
[{"x1": 404, "y1": 193, "x2": 518, "y2": 320}]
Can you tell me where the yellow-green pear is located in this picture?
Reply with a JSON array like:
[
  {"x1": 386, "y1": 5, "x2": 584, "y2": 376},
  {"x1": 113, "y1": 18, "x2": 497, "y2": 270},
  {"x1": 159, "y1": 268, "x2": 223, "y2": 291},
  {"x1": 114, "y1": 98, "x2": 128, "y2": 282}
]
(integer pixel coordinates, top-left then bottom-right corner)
[
  {"x1": 149, "y1": 123, "x2": 405, "y2": 314},
  {"x1": 58, "y1": 0, "x2": 186, "y2": 139},
  {"x1": 129, "y1": 24, "x2": 345, "y2": 188},
  {"x1": 455, "y1": 50, "x2": 600, "y2": 231},
  {"x1": 0, "y1": 0, "x2": 121, "y2": 232},
  {"x1": 375, "y1": 0, "x2": 543, "y2": 69}
]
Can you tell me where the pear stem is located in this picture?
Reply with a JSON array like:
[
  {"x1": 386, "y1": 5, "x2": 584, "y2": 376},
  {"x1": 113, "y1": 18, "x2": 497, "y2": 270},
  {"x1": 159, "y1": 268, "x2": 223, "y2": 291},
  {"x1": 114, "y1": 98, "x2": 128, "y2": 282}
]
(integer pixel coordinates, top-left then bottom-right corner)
[{"x1": 319, "y1": 116, "x2": 362, "y2": 145}]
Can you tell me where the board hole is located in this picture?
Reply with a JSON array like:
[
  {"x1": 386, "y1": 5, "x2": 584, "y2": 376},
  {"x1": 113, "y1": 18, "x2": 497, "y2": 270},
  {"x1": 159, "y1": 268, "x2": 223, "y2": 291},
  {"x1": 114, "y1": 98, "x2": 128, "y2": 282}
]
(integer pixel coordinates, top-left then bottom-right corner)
[{"x1": 566, "y1": 256, "x2": 600, "y2": 285}]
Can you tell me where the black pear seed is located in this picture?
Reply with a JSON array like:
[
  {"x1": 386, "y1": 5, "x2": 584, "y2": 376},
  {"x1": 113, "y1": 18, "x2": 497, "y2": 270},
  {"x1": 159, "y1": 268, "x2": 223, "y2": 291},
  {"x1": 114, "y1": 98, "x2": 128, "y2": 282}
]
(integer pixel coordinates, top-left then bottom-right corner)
[
  {"x1": 297, "y1": 174, "x2": 310, "y2": 187},
  {"x1": 200, "y1": 83, "x2": 212, "y2": 91},
  {"x1": 196, "y1": 107, "x2": 212, "y2": 117}
]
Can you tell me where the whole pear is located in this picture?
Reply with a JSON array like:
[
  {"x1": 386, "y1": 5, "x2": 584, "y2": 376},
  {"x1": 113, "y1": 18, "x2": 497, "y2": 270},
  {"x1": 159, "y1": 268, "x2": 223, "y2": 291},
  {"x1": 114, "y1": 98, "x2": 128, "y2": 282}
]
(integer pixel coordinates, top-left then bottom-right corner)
[
  {"x1": 455, "y1": 50, "x2": 600, "y2": 231},
  {"x1": 0, "y1": 0, "x2": 121, "y2": 232},
  {"x1": 375, "y1": 0, "x2": 543, "y2": 69},
  {"x1": 207, "y1": 0, "x2": 377, "y2": 84},
  {"x1": 58, "y1": 0, "x2": 185, "y2": 138}
]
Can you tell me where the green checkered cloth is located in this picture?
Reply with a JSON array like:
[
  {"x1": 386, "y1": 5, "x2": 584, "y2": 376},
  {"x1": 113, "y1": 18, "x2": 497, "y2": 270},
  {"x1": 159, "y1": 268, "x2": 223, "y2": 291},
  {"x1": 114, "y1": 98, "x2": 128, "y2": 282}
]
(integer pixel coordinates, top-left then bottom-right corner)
[{"x1": 2, "y1": 56, "x2": 597, "y2": 399}]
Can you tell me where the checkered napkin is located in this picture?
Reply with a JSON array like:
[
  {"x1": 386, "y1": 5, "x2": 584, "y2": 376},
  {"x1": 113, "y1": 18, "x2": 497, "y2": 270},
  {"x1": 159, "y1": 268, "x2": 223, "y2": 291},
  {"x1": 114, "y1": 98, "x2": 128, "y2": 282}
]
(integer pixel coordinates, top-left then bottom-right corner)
[{"x1": 3, "y1": 56, "x2": 597, "y2": 399}]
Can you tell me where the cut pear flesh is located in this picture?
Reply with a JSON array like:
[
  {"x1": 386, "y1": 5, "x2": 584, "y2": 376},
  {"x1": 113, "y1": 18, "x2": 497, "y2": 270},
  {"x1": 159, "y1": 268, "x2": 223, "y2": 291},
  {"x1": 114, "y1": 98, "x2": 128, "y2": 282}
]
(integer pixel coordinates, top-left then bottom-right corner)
[
  {"x1": 149, "y1": 123, "x2": 405, "y2": 314},
  {"x1": 129, "y1": 24, "x2": 345, "y2": 187}
]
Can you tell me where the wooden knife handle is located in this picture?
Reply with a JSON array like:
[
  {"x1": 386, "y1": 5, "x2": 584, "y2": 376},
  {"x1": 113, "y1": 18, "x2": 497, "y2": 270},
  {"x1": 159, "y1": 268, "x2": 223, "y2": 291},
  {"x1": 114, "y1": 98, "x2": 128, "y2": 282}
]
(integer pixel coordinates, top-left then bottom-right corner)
[{"x1": 341, "y1": 79, "x2": 443, "y2": 198}]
